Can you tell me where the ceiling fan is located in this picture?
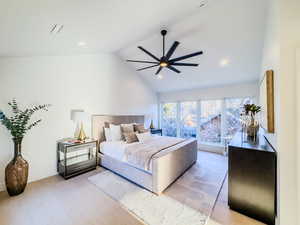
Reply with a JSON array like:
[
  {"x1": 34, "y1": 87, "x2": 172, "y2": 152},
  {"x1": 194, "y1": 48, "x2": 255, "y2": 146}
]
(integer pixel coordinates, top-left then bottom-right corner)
[{"x1": 126, "y1": 30, "x2": 203, "y2": 75}]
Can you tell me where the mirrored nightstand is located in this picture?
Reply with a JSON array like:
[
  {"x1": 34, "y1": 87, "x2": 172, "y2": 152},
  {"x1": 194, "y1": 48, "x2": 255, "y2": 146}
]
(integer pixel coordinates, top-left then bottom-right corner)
[{"x1": 57, "y1": 139, "x2": 98, "y2": 179}]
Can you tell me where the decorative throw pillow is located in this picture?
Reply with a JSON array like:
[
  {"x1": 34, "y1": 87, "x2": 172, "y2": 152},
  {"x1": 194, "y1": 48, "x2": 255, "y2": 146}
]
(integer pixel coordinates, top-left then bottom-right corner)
[
  {"x1": 104, "y1": 122, "x2": 111, "y2": 128},
  {"x1": 134, "y1": 124, "x2": 149, "y2": 133},
  {"x1": 104, "y1": 127, "x2": 112, "y2": 141},
  {"x1": 121, "y1": 124, "x2": 134, "y2": 133},
  {"x1": 123, "y1": 132, "x2": 139, "y2": 143},
  {"x1": 109, "y1": 124, "x2": 122, "y2": 141},
  {"x1": 136, "y1": 132, "x2": 152, "y2": 143}
]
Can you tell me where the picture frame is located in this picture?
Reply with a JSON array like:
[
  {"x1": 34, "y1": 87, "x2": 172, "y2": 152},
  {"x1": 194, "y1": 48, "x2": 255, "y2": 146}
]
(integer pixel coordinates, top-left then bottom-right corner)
[{"x1": 260, "y1": 70, "x2": 275, "y2": 133}]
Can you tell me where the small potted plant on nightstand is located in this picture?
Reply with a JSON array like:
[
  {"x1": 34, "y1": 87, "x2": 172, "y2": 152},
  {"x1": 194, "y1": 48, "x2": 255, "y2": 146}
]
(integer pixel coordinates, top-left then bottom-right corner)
[{"x1": 0, "y1": 99, "x2": 50, "y2": 196}]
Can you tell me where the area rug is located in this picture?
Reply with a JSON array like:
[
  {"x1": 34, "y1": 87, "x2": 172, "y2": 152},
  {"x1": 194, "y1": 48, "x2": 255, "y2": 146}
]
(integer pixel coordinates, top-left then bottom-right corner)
[{"x1": 88, "y1": 152, "x2": 227, "y2": 225}]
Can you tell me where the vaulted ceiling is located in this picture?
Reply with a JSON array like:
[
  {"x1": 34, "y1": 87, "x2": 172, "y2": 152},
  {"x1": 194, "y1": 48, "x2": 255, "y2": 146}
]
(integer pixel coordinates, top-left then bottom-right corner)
[
  {"x1": 0, "y1": 0, "x2": 203, "y2": 56},
  {"x1": 0, "y1": 0, "x2": 267, "y2": 92},
  {"x1": 118, "y1": 0, "x2": 268, "y2": 92}
]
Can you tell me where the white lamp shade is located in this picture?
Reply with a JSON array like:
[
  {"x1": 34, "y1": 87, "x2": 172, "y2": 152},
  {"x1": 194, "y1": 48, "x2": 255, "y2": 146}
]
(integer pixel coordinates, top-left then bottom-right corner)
[{"x1": 71, "y1": 111, "x2": 90, "y2": 122}]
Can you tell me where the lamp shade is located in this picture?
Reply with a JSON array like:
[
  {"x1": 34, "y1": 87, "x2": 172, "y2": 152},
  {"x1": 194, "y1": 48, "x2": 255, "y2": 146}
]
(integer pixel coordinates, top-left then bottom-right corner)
[{"x1": 71, "y1": 111, "x2": 90, "y2": 122}]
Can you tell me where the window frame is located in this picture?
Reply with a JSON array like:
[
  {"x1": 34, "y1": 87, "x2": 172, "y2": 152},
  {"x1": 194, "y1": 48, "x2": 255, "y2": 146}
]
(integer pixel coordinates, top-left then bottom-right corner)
[
  {"x1": 159, "y1": 96, "x2": 255, "y2": 147},
  {"x1": 179, "y1": 101, "x2": 198, "y2": 138}
]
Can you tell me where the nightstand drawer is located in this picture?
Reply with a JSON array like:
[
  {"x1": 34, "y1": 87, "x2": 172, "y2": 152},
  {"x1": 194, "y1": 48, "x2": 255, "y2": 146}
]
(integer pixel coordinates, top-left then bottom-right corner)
[{"x1": 65, "y1": 142, "x2": 96, "y2": 153}]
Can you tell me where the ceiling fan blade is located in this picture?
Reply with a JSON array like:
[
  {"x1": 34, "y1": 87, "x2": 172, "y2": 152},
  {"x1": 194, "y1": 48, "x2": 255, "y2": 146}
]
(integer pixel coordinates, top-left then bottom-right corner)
[
  {"x1": 138, "y1": 46, "x2": 160, "y2": 61},
  {"x1": 127, "y1": 60, "x2": 158, "y2": 64},
  {"x1": 170, "y1": 62, "x2": 199, "y2": 66},
  {"x1": 137, "y1": 64, "x2": 159, "y2": 71},
  {"x1": 155, "y1": 66, "x2": 163, "y2": 75},
  {"x1": 165, "y1": 41, "x2": 180, "y2": 60},
  {"x1": 169, "y1": 51, "x2": 203, "y2": 62},
  {"x1": 167, "y1": 65, "x2": 181, "y2": 73}
]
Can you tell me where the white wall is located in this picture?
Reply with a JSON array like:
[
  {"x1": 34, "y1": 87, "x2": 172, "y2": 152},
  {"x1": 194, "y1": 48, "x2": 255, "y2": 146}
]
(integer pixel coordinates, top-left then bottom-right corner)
[
  {"x1": 297, "y1": 48, "x2": 300, "y2": 224},
  {"x1": 279, "y1": 0, "x2": 300, "y2": 224},
  {"x1": 260, "y1": 0, "x2": 280, "y2": 149},
  {"x1": 0, "y1": 53, "x2": 157, "y2": 191},
  {"x1": 158, "y1": 82, "x2": 258, "y2": 102},
  {"x1": 260, "y1": 0, "x2": 300, "y2": 224}
]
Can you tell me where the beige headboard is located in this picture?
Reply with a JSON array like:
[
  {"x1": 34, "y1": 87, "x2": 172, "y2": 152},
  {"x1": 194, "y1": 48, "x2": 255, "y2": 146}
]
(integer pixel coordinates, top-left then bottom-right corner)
[{"x1": 92, "y1": 115, "x2": 144, "y2": 143}]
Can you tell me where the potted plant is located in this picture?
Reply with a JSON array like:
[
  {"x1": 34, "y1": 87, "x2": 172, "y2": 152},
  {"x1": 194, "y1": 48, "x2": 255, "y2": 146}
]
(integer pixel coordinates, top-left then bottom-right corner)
[
  {"x1": 0, "y1": 99, "x2": 50, "y2": 196},
  {"x1": 243, "y1": 104, "x2": 261, "y2": 137}
]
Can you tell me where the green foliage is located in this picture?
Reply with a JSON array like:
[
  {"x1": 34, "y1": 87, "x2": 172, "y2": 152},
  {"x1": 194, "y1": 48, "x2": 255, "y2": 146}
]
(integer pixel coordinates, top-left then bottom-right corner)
[
  {"x1": 243, "y1": 104, "x2": 261, "y2": 115},
  {"x1": 0, "y1": 99, "x2": 51, "y2": 138}
]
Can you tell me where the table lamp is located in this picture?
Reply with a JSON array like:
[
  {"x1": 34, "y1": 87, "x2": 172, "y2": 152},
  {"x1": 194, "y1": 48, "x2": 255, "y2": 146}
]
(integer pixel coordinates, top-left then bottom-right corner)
[{"x1": 71, "y1": 111, "x2": 90, "y2": 141}]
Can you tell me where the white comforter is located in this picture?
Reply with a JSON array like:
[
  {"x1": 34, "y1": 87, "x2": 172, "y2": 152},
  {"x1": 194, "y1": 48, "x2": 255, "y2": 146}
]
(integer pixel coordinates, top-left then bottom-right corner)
[{"x1": 100, "y1": 136, "x2": 185, "y2": 171}]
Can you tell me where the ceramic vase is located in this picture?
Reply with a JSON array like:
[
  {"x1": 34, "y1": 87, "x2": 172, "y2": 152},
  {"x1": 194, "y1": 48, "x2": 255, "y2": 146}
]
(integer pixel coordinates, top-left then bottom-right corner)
[{"x1": 5, "y1": 137, "x2": 29, "y2": 196}]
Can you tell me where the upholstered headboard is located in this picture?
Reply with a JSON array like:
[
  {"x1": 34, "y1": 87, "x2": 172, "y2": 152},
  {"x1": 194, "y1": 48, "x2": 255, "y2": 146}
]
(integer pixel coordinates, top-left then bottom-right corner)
[{"x1": 91, "y1": 115, "x2": 144, "y2": 143}]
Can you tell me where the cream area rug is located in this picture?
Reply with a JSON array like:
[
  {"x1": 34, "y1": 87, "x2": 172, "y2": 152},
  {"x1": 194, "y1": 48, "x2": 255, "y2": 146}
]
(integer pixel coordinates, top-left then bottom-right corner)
[{"x1": 88, "y1": 152, "x2": 227, "y2": 225}]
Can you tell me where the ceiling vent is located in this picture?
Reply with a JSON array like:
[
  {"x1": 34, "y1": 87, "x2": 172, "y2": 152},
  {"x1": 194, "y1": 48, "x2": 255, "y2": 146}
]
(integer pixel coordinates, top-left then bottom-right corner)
[
  {"x1": 199, "y1": 0, "x2": 207, "y2": 8},
  {"x1": 50, "y1": 24, "x2": 64, "y2": 34}
]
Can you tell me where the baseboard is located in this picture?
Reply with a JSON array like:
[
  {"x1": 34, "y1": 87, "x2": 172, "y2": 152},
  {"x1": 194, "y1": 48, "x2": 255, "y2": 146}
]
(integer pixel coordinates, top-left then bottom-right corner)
[{"x1": 198, "y1": 143, "x2": 224, "y2": 154}]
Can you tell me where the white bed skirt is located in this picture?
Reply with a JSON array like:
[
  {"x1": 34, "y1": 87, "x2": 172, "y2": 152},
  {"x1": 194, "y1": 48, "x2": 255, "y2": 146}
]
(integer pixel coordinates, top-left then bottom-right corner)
[{"x1": 99, "y1": 139, "x2": 198, "y2": 194}]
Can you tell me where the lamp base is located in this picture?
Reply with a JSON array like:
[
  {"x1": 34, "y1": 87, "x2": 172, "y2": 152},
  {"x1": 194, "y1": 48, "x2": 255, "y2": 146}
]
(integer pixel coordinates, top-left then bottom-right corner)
[
  {"x1": 77, "y1": 123, "x2": 87, "y2": 141},
  {"x1": 150, "y1": 119, "x2": 155, "y2": 129}
]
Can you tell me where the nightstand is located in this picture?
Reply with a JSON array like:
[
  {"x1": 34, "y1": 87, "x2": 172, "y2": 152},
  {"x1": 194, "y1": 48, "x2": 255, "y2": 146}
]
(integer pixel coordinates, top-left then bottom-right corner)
[
  {"x1": 150, "y1": 128, "x2": 163, "y2": 136},
  {"x1": 57, "y1": 139, "x2": 98, "y2": 179}
]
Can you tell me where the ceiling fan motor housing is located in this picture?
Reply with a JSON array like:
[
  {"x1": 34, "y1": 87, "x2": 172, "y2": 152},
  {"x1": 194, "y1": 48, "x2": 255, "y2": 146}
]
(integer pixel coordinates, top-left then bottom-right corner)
[{"x1": 161, "y1": 30, "x2": 167, "y2": 36}]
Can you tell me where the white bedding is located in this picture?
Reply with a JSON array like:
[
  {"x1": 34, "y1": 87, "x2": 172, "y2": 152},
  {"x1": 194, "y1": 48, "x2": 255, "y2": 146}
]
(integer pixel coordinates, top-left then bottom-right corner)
[
  {"x1": 100, "y1": 141, "x2": 139, "y2": 161},
  {"x1": 100, "y1": 136, "x2": 185, "y2": 171}
]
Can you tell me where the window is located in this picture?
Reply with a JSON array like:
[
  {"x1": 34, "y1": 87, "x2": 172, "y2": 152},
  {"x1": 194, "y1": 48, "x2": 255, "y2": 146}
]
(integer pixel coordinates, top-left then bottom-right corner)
[
  {"x1": 225, "y1": 97, "x2": 253, "y2": 137},
  {"x1": 199, "y1": 100, "x2": 222, "y2": 144},
  {"x1": 161, "y1": 103, "x2": 177, "y2": 137},
  {"x1": 180, "y1": 101, "x2": 197, "y2": 138},
  {"x1": 159, "y1": 97, "x2": 254, "y2": 145}
]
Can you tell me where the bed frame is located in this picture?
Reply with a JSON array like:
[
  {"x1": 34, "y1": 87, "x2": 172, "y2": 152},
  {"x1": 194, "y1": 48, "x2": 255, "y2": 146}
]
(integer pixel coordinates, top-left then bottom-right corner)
[{"x1": 92, "y1": 115, "x2": 198, "y2": 194}]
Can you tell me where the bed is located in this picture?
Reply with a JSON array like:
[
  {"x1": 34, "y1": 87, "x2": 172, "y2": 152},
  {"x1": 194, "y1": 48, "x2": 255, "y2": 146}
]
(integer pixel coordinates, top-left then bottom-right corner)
[{"x1": 92, "y1": 115, "x2": 197, "y2": 194}]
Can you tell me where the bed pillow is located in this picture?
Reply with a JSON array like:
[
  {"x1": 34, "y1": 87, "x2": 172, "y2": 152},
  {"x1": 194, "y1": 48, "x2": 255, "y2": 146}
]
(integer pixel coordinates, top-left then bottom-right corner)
[
  {"x1": 136, "y1": 132, "x2": 152, "y2": 143},
  {"x1": 109, "y1": 124, "x2": 122, "y2": 141},
  {"x1": 123, "y1": 132, "x2": 139, "y2": 143},
  {"x1": 104, "y1": 127, "x2": 112, "y2": 141},
  {"x1": 121, "y1": 123, "x2": 135, "y2": 133},
  {"x1": 134, "y1": 124, "x2": 149, "y2": 133},
  {"x1": 104, "y1": 122, "x2": 118, "y2": 128},
  {"x1": 104, "y1": 122, "x2": 111, "y2": 128}
]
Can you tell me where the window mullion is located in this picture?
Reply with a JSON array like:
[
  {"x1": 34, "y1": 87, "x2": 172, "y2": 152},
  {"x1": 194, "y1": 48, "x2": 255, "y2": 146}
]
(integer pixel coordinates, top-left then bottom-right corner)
[
  {"x1": 176, "y1": 102, "x2": 180, "y2": 137},
  {"x1": 197, "y1": 100, "x2": 201, "y2": 146},
  {"x1": 221, "y1": 98, "x2": 226, "y2": 145}
]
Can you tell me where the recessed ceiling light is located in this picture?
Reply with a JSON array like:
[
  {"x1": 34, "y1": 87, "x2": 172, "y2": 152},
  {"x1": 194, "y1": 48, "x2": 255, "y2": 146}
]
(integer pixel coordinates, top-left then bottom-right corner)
[
  {"x1": 157, "y1": 74, "x2": 163, "y2": 80},
  {"x1": 78, "y1": 42, "x2": 87, "y2": 47},
  {"x1": 220, "y1": 59, "x2": 230, "y2": 67}
]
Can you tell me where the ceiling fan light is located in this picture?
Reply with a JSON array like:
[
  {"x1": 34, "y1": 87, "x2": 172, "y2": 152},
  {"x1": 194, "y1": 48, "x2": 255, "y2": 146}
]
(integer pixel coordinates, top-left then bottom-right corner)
[{"x1": 160, "y1": 62, "x2": 168, "y2": 67}]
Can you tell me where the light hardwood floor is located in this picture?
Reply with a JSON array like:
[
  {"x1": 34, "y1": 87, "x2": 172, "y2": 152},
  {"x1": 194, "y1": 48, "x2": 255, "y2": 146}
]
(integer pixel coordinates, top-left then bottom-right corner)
[{"x1": 0, "y1": 151, "x2": 265, "y2": 225}]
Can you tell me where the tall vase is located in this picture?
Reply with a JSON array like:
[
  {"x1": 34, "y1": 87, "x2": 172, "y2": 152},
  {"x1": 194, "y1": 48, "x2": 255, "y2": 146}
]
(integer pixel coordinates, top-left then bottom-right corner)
[
  {"x1": 5, "y1": 137, "x2": 29, "y2": 196},
  {"x1": 246, "y1": 113, "x2": 259, "y2": 138}
]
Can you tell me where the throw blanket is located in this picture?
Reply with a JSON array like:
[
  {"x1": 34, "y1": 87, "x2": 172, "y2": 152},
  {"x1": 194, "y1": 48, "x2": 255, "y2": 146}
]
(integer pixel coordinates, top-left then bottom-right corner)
[{"x1": 124, "y1": 136, "x2": 185, "y2": 171}]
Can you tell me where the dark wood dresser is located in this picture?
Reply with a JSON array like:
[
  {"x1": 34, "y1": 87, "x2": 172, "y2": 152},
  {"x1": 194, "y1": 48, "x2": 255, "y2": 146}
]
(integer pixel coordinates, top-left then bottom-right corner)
[{"x1": 228, "y1": 131, "x2": 277, "y2": 225}]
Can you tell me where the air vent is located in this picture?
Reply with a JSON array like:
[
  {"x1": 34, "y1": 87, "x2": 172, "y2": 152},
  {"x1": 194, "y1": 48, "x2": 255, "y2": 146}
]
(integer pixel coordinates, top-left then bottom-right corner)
[
  {"x1": 199, "y1": 0, "x2": 207, "y2": 8},
  {"x1": 50, "y1": 24, "x2": 64, "y2": 34}
]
